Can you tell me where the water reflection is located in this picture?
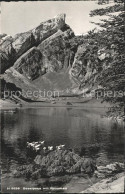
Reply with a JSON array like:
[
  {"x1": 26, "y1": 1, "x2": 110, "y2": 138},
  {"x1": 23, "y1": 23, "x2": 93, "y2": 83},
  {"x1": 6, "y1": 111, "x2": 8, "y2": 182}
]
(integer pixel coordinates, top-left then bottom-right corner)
[{"x1": 1, "y1": 107, "x2": 124, "y2": 169}]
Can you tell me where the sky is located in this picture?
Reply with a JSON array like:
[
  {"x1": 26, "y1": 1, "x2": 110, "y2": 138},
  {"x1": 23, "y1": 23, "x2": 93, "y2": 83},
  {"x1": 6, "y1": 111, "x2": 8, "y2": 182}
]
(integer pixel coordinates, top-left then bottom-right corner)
[{"x1": 1, "y1": 1, "x2": 113, "y2": 36}]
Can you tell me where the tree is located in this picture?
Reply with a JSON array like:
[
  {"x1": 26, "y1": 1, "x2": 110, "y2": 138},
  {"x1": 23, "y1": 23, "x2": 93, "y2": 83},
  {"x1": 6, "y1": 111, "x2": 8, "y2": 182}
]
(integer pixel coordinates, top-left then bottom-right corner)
[{"x1": 89, "y1": 3, "x2": 125, "y2": 114}]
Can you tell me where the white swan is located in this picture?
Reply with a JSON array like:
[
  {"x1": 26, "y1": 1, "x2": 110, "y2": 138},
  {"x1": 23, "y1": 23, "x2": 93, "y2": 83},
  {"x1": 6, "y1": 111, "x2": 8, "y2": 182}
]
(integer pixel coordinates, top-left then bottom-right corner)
[
  {"x1": 35, "y1": 144, "x2": 41, "y2": 148},
  {"x1": 48, "y1": 146, "x2": 53, "y2": 150},
  {"x1": 34, "y1": 147, "x2": 40, "y2": 152},
  {"x1": 40, "y1": 141, "x2": 45, "y2": 144},
  {"x1": 56, "y1": 145, "x2": 65, "y2": 150},
  {"x1": 27, "y1": 142, "x2": 35, "y2": 147}
]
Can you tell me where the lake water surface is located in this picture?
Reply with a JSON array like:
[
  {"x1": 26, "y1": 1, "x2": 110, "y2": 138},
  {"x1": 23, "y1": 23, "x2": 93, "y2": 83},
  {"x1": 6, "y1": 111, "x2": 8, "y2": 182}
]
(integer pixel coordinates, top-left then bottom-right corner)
[{"x1": 1, "y1": 107, "x2": 124, "y2": 192}]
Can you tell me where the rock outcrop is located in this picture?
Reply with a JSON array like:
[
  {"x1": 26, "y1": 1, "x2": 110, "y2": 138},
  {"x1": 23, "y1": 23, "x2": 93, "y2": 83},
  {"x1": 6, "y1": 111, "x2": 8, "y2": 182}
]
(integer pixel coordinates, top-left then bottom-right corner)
[
  {"x1": 0, "y1": 35, "x2": 16, "y2": 73},
  {"x1": 94, "y1": 162, "x2": 124, "y2": 178},
  {"x1": 38, "y1": 27, "x2": 75, "y2": 73},
  {"x1": 69, "y1": 42, "x2": 101, "y2": 90},
  {"x1": 13, "y1": 150, "x2": 96, "y2": 179},
  {"x1": 13, "y1": 47, "x2": 43, "y2": 80}
]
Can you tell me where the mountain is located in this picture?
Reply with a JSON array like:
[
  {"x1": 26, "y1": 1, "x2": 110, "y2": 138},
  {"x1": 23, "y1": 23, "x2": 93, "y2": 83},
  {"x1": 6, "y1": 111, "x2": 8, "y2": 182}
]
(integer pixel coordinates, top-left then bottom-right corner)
[
  {"x1": 0, "y1": 14, "x2": 99, "y2": 96},
  {"x1": 0, "y1": 9, "x2": 124, "y2": 106},
  {"x1": 1, "y1": 14, "x2": 78, "y2": 97}
]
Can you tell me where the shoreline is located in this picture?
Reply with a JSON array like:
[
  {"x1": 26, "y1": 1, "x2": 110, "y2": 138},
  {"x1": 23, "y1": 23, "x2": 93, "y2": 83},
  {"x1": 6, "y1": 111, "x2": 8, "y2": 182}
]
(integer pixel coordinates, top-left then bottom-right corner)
[
  {"x1": 1, "y1": 99, "x2": 124, "y2": 122},
  {"x1": 0, "y1": 98, "x2": 111, "y2": 109},
  {"x1": 81, "y1": 172, "x2": 124, "y2": 193}
]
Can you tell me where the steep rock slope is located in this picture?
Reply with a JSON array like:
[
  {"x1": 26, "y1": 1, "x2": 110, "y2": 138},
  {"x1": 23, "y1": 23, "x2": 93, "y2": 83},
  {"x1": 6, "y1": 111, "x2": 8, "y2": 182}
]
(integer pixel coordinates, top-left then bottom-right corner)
[
  {"x1": 13, "y1": 47, "x2": 43, "y2": 80},
  {"x1": 1, "y1": 14, "x2": 80, "y2": 95},
  {"x1": 0, "y1": 14, "x2": 66, "y2": 73}
]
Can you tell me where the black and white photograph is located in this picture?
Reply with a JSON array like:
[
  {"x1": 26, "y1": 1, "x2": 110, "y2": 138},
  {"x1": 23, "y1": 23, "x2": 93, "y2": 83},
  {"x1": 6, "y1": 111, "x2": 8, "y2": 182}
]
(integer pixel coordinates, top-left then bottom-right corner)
[{"x1": 0, "y1": 0, "x2": 124, "y2": 193}]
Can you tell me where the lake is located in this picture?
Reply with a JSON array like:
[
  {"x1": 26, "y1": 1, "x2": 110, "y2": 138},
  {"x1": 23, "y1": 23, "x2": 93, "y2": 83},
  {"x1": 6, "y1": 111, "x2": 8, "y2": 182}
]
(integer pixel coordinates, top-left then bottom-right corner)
[{"x1": 1, "y1": 107, "x2": 124, "y2": 192}]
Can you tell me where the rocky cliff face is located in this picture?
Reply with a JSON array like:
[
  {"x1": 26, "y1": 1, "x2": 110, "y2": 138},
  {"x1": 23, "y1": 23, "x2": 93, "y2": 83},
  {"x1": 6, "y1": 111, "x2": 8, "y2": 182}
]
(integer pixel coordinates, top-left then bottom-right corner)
[
  {"x1": 0, "y1": 14, "x2": 66, "y2": 72},
  {"x1": 0, "y1": 14, "x2": 109, "y2": 98}
]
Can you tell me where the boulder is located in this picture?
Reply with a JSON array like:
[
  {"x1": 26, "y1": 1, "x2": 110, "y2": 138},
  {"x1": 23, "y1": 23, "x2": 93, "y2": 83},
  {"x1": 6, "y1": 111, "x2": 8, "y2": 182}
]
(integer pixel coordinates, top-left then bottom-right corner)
[
  {"x1": 81, "y1": 158, "x2": 97, "y2": 174},
  {"x1": 34, "y1": 155, "x2": 42, "y2": 165},
  {"x1": 95, "y1": 162, "x2": 124, "y2": 178}
]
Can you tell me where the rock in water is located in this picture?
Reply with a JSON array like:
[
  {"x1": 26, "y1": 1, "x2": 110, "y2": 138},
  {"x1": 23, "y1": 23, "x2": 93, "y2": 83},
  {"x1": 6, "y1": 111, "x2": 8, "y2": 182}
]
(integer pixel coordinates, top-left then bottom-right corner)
[
  {"x1": 13, "y1": 150, "x2": 96, "y2": 179},
  {"x1": 33, "y1": 150, "x2": 96, "y2": 177},
  {"x1": 95, "y1": 162, "x2": 124, "y2": 178}
]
